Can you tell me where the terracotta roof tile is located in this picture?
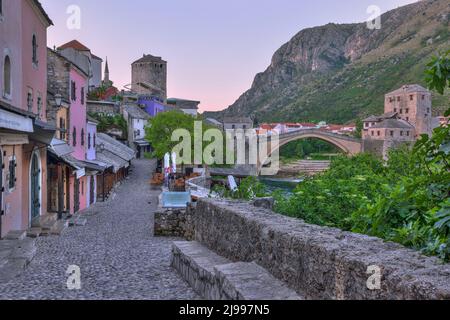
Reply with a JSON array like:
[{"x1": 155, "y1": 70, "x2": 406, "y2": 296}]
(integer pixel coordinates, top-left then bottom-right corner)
[{"x1": 58, "y1": 40, "x2": 91, "y2": 51}]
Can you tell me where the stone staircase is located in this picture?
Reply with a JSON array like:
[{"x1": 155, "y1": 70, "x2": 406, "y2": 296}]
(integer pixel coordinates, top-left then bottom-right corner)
[
  {"x1": 278, "y1": 160, "x2": 331, "y2": 177},
  {"x1": 27, "y1": 213, "x2": 69, "y2": 237},
  {"x1": 171, "y1": 241, "x2": 302, "y2": 300}
]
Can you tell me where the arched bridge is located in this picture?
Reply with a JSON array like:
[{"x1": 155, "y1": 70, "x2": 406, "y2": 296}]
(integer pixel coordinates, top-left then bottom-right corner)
[{"x1": 259, "y1": 129, "x2": 362, "y2": 171}]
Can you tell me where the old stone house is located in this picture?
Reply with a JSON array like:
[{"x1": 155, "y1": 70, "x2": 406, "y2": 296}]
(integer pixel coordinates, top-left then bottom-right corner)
[
  {"x1": 131, "y1": 54, "x2": 167, "y2": 101},
  {"x1": 122, "y1": 104, "x2": 151, "y2": 159}
]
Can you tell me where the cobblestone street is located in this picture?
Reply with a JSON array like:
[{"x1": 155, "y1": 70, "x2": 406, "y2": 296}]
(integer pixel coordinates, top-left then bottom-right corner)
[{"x1": 0, "y1": 159, "x2": 198, "y2": 300}]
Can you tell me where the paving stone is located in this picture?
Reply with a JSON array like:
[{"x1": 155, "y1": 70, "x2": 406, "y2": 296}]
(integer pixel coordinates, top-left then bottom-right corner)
[{"x1": 0, "y1": 159, "x2": 198, "y2": 300}]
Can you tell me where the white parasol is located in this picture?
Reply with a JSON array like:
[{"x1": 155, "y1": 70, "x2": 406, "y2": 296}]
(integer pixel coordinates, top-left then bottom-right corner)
[{"x1": 171, "y1": 152, "x2": 177, "y2": 174}]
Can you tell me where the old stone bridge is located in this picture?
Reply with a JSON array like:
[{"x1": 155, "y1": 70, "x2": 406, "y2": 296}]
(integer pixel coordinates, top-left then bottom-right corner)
[
  {"x1": 209, "y1": 129, "x2": 363, "y2": 177},
  {"x1": 258, "y1": 129, "x2": 362, "y2": 171}
]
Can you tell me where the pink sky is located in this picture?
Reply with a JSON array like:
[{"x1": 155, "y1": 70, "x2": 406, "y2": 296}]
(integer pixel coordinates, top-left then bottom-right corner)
[{"x1": 41, "y1": 0, "x2": 416, "y2": 113}]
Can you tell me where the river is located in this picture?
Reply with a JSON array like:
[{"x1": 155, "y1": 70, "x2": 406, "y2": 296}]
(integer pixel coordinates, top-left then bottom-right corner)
[{"x1": 259, "y1": 177, "x2": 302, "y2": 195}]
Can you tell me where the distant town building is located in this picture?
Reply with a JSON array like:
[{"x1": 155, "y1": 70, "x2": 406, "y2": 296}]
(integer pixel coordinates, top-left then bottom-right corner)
[
  {"x1": 204, "y1": 118, "x2": 223, "y2": 129},
  {"x1": 131, "y1": 54, "x2": 167, "y2": 101},
  {"x1": 57, "y1": 40, "x2": 103, "y2": 91},
  {"x1": 122, "y1": 104, "x2": 151, "y2": 159},
  {"x1": 362, "y1": 84, "x2": 435, "y2": 159},
  {"x1": 223, "y1": 117, "x2": 253, "y2": 131},
  {"x1": 137, "y1": 95, "x2": 171, "y2": 117},
  {"x1": 384, "y1": 84, "x2": 432, "y2": 137},
  {"x1": 166, "y1": 98, "x2": 200, "y2": 116},
  {"x1": 434, "y1": 115, "x2": 449, "y2": 128},
  {"x1": 366, "y1": 119, "x2": 415, "y2": 142}
]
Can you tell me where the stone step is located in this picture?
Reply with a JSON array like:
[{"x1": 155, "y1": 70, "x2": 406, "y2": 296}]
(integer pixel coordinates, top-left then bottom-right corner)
[
  {"x1": 172, "y1": 241, "x2": 232, "y2": 300},
  {"x1": 27, "y1": 228, "x2": 42, "y2": 238},
  {"x1": 31, "y1": 213, "x2": 58, "y2": 228},
  {"x1": 68, "y1": 216, "x2": 87, "y2": 227},
  {"x1": 214, "y1": 262, "x2": 302, "y2": 300},
  {"x1": 50, "y1": 221, "x2": 68, "y2": 236},
  {"x1": 4, "y1": 230, "x2": 27, "y2": 241},
  {"x1": 171, "y1": 241, "x2": 302, "y2": 300}
]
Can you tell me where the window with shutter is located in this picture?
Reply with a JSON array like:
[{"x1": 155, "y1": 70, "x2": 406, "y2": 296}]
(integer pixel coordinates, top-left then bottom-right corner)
[
  {"x1": 73, "y1": 127, "x2": 77, "y2": 147},
  {"x1": 8, "y1": 157, "x2": 16, "y2": 190}
]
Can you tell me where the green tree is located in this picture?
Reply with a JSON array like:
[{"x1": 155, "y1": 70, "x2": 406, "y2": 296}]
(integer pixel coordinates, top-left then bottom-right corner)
[
  {"x1": 354, "y1": 118, "x2": 363, "y2": 139},
  {"x1": 145, "y1": 110, "x2": 222, "y2": 165},
  {"x1": 425, "y1": 50, "x2": 450, "y2": 95},
  {"x1": 145, "y1": 111, "x2": 197, "y2": 160}
]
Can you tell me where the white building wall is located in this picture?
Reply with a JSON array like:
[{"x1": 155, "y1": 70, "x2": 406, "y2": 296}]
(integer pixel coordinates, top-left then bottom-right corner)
[
  {"x1": 133, "y1": 118, "x2": 147, "y2": 140},
  {"x1": 90, "y1": 58, "x2": 102, "y2": 89}
]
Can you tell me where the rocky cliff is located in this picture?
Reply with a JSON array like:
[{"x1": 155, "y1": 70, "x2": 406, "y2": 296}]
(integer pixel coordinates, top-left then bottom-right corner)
[{"x1": 206, "y1": 0, "x2": 449, "y2": 124}]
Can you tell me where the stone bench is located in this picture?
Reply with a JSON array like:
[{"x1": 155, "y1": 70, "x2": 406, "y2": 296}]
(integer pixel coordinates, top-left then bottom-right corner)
[{"x1": 171, "y1": 241, "x2": 302, "y2": 300}]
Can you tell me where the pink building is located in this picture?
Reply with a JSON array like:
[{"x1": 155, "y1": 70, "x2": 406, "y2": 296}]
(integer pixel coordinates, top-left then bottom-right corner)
[
  {"x1": 68, "y1": 61, "x2": 89, "y2": 213},
  {"x1": 0, "y1": 0, "x2": 53, "y2": 238},
  {"x1": 85, "y1": 116, "x2": 99, "y2": 207}
]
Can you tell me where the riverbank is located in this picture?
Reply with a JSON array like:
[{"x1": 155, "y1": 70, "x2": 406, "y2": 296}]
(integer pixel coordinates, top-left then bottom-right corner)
[{"x1": 276, "y1": 160, "x2": 330, "y2": 178}]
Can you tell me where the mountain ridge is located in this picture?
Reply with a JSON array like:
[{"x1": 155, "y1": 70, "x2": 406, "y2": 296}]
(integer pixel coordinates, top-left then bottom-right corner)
[{"x1": 204, "y1": 0, "x2": 449, "y2": 124}]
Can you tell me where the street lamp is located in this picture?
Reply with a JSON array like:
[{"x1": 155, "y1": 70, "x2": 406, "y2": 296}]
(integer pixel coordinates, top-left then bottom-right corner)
[{"x1": 54, "y1": 94, "x2": 62, "y2": 107}]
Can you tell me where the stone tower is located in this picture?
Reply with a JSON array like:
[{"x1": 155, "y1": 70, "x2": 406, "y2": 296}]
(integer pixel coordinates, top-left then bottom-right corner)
[
  {"x1": 131, "y1": 54, "x2": 167, "y2": 101},
  {"x1": 384, "y1": 84, "x2": 433, "y2": 137}
]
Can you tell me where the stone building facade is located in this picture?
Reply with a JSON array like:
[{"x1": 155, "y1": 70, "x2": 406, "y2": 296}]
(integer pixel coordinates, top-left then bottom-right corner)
[
  {"x1": 122, "y1": 104, "x2": 151, "y2": 158},
  {"x1": 57, "y1": 40, "x2": 103, "y2": 91},
  {"x1": 223, "y1": 117, "x2": 254, "y2": 131},
  {"x1": 131, "y1": 54, "x2": 167, "y2": 101},
  {"x1": 362, "y1": 84, "x2": 436, "y2": 159},
  {"x1": 87, "y1": 100, "x2": 119, "y2": 115},
  {"x1": 166, "y1": 98, "x2": 200, "y2": 116},
  {"x1": 384, "y1": 84, "x2": 432, "y2": 137},
  {"x1": 0, "y1": 0, "x2": 53, "y2": 238}
]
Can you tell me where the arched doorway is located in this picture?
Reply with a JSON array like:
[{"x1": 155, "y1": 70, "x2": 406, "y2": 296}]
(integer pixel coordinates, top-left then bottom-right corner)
[{"x1": 29, "y1": 150, "x2": 41, "y2": 225}]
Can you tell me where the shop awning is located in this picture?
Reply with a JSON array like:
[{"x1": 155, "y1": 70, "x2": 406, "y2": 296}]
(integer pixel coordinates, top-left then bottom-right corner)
[
  {"x1": 96, "y1": 151, "x2": 129, "y2": 173},
  {"x1": 0, "y1": 107, "x2": 33, "y2": 133},
  {"x1": 81, "y1": 160, "x2": 109, "y2": 173},
  {"x1": 30, "y1": 119, "x2": 57, "y2": 145},
  {"x1": 135, "y1": 139, "x2": 150, "y2": 147},
  {"x1": 49, "y1": 138, "x2": 73, "y2": 157},
  {"x1": 60, "y1": 154, "x2": 86, "y2": 178}
]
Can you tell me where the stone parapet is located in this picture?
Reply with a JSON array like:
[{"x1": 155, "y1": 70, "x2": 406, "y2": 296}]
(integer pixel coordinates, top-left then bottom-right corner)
[
  {"x1": 194, "y1": 199, "x2": 450, "y2": 300},
  {"x1": 154, "y1": 204, "x2": 196, "y2": 240}
]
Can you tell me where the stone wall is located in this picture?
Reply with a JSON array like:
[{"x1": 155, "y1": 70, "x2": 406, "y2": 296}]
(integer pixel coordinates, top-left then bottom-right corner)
[
  {"x1": 362, "y1": 139, "x2": 385, "y2": 158},
  {"x1": 87, "y1": 101, "x2": 119, "y2": 116},
  {"x1": 154, "y1": 204, "x2": 196, "y2": 240},
  {"x1": 194, "y1": 199, "x2": 450, "y2": 300}
]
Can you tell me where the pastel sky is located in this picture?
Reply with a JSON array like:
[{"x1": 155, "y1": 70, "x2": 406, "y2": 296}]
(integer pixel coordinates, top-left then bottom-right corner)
[{"x1": 41, "y1": 0, "x2": 417, "y2": 112}]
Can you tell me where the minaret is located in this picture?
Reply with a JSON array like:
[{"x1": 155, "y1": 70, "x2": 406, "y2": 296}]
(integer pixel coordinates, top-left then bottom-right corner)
[{"x1": 104, "y1": 57, "x2": 110, "y2": 84}]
